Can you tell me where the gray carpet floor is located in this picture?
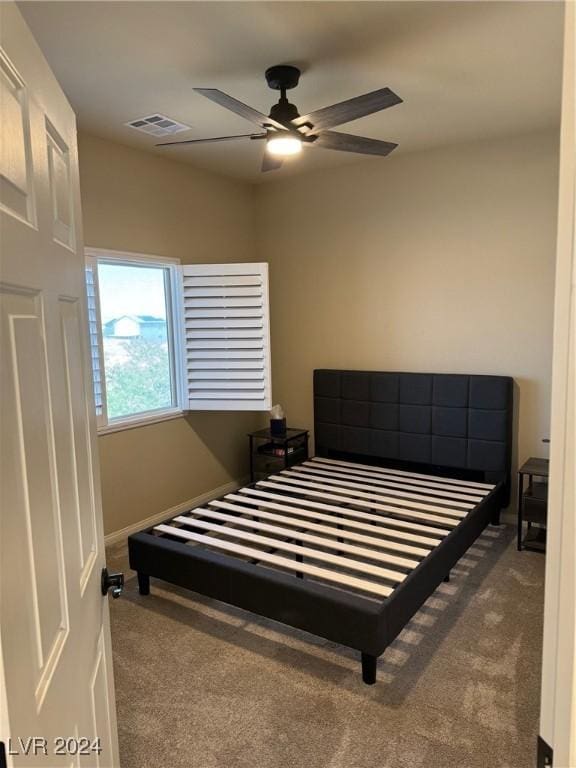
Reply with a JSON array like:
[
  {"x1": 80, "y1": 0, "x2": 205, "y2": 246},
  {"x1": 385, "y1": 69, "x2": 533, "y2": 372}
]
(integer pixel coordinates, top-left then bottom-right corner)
[{"x1": 106, "y1": 524, "x2": 545, "y2": 768}]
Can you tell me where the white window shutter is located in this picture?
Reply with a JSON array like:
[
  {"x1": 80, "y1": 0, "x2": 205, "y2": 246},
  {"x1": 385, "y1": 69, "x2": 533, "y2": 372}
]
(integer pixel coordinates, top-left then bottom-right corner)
[
  {"x1": 84, "y1": 259, "x2": 105, "y2": 420},
  {"x1": 181, "y1": 263, "x2": 272, "y2": 411}
]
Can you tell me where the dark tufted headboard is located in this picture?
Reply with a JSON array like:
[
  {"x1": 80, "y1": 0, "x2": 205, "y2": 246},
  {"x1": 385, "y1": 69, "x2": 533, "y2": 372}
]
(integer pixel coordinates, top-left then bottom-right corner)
[{"x1": 313, "y1": 370, "x2": 513, "y2": 501}]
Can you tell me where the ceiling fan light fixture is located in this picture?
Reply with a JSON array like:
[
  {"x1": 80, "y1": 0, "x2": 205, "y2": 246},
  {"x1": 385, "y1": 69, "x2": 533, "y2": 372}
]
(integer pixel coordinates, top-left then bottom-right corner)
[{"x1": 266, "y1": 134, "x2": 302, "y2": 156}]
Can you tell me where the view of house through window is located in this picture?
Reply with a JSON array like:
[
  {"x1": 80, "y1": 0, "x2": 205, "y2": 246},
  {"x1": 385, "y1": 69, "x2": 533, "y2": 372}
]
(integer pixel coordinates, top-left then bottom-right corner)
[{"x1": 96, "y1": 260, "x2": 175, "y2": 421}]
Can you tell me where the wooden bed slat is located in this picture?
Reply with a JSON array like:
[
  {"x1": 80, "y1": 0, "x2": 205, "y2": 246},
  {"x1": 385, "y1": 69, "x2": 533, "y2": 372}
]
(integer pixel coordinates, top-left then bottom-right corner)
[
  {"x1": 239, "y1": 487, "x2": 447, "y2": 539},
  {"x1": 313, "y1": 457, "x2": 495, "y2": 491},
  {"x1": 191, "y1": 505, "x2": 420, "y2": 568},
  {"x1": 306, "y1": 459, "x2": 488, "y2": 497},
  {"x1": 153, "y1": 524, "x2": 393, "y2": 598},
  {"x1": 171, "y1": 514, "x2": 408, "y2": 582},
  {"x1": 221, "y1": 495, "x2": 433, "y2": 555},
  {"x1": 280, "y1": 469, "x2": 472, "y2": 512},
  {"x1": 274, "y1": 472, "x2": 467, "y2": 518},
  {"x1": 297, "y1": 463, "x2": 485, "y2": 502},
  {"x1": 259, "y1": 479, "x2": 460, "y2": 529}
]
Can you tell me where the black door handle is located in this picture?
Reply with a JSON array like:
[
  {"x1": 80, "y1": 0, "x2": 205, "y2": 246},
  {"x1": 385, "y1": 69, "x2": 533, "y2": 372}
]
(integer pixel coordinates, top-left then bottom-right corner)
[{"x1": 101, "y1": 568, "x2": 124, "y2": 598}]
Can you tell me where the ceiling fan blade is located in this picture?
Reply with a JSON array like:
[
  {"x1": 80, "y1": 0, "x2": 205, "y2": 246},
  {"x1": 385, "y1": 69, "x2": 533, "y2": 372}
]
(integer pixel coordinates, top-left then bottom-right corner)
[
  {"x1": 156, "y1": 133, "x2": 266, "y2": 147},
  {"x1": 312, "y1": 130, "x2": 398, "y2": 156},
  {"x1": 194, "y1": 88, "x2": 286, "y2": 131},
  {"x1": 261, "y1": 152, "x2": 283, "y2": 173},
  {"x1": 293, "y1": 87, "x2": 402, "y2": 132}
]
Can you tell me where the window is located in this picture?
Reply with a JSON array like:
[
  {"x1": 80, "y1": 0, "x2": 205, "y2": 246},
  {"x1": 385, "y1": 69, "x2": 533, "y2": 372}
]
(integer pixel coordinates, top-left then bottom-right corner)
[
  {"x1": 85, "y1": 250, "x2": 182, "y2": 431},
  {"x1": 85, "y1": 250, "x2": 271, "y2": 432}
]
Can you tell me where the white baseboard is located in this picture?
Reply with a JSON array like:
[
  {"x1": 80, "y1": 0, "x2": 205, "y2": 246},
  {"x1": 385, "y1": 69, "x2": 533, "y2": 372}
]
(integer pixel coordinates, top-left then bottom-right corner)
[{"x1": 104, "y1": 478, "x2": 247, "y2": 546}]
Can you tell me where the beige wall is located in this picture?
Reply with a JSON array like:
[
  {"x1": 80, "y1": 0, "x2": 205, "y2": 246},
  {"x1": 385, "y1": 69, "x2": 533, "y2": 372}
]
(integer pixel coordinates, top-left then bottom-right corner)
[
  {"x1": 78, "y1": 132, "x2": 259, "y2": 535},
  {"x1": 256, "y1": 129, "x2": 559, "y2": 492}
]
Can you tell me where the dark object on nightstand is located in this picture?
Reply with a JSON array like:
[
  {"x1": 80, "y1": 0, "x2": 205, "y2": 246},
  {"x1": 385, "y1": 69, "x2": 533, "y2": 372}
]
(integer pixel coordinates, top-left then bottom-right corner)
[
  {"x1": 517, "y1": 457, "x2": 549, "y2": 552},
  {"x1": 248, "y1": 427, "x2": 309, "y2": 483},
  {"x1": 270, "y1": 417, "x2": 287, "y2": 436}
]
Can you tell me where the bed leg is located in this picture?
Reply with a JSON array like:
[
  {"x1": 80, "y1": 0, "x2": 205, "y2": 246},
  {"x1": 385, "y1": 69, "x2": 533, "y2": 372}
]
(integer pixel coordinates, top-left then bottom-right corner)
[
  {"x1": 491, "y1": 509, "x2": 501, "y2": 526},
  {"x1": 295, "y1": 553, "x2": 304, "y2": 579},
  {"x1": 361, "y1": 653, "x2": 377, "y2": 685},
  {"x1": 137, "y1": 572, "x2": 150, "y2": 596}
]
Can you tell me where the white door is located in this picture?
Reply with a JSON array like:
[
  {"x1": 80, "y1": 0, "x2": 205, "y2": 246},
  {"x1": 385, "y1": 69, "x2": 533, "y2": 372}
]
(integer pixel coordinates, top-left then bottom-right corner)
[
  {"x1": 539, "y1": 2, "x2": 576, "y2": 767},
  {"x1": 0, "y1": 4, "x2": 120, "y2": 767}
]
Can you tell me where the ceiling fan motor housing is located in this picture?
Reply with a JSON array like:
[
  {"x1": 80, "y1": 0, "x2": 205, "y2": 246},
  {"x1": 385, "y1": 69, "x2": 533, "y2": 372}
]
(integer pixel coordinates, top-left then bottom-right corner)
[
  {"x1": 265, "y1": 65, "x2": 301, "y2": 91},
  {"x1": 269, "y1": 100, "x2": 300, "y2": 123}
]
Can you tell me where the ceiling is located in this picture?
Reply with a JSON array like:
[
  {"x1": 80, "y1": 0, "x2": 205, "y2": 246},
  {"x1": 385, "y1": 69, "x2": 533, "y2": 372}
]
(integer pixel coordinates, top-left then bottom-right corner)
[{"x1": 19, "y1": 1, "x2": 564, "y2": 183}]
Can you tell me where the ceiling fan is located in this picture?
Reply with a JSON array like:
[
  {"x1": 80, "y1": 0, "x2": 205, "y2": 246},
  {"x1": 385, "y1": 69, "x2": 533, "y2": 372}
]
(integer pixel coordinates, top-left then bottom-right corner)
[{"x1": 157, "y1": 65, "x2": 402, "y2": 172}]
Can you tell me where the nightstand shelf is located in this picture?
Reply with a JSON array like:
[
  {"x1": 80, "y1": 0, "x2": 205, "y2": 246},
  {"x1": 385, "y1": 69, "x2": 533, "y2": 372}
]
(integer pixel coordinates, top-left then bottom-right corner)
[
  {"x1": 517, "y1": 457, "x2": 549, "y2": 552},
  {"x1": 248, "y1": 428, "x2": 309, "y2": 483}
]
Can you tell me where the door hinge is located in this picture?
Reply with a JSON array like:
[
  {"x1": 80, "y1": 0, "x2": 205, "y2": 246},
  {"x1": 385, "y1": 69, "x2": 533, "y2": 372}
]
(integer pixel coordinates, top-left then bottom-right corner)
[{"x1": 537, "y1": 736, "x2": 553, "y2": 767}]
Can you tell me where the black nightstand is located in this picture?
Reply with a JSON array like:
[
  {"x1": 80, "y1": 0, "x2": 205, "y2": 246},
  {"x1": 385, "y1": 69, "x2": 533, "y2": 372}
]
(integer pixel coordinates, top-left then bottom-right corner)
[
  {"x1": 517, "y1": 457, "x2": 549, "y2": 552},
  {"x1": 248, "y1": 428, "x2": 309, "y2": 483}
]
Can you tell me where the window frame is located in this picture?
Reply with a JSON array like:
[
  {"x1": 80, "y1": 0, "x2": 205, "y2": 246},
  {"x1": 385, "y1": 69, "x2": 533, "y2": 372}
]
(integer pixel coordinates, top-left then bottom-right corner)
[{"x1": 85, "y1": 247, "x2": 184, "y2": 434}]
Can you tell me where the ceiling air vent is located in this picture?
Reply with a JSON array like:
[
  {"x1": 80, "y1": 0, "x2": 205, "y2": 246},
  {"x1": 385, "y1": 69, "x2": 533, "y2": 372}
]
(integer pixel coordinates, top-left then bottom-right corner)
[{"x1": 125, "y1": 114, "x2": 191, "y2": 137}]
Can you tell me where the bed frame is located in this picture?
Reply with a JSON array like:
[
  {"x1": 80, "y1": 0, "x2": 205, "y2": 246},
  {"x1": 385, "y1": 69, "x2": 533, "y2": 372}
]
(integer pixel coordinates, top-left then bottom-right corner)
[{"x1": 128, "y1": 371, "x2": 513, "y2": 684}]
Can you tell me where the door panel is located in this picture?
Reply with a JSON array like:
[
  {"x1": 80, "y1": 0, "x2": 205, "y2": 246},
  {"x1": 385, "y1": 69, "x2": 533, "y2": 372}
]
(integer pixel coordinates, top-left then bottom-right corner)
[
  {"x1": 46, "y1": 119, "x2": 75, "y2": 250},
  {"x1": 59, "y1": 297, "x2": 98, "y2": 590},
  {"x1": 1, "y1": 288, "x2": 69, "y2": 716},
  {"x1": 0, "y1": 50, "x2": 35, "y2": 224}
]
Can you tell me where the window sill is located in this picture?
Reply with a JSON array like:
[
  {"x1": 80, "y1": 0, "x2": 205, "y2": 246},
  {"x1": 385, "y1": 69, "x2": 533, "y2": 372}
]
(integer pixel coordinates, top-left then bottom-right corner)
[{"x1": 97, "y1": 409, "x2": 183, "y2": 435}]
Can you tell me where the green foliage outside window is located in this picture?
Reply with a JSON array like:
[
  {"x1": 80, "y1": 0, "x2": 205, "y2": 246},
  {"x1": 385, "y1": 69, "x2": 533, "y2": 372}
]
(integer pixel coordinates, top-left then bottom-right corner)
[{"x1": 103, "y1": 338, "x2": 172, "y2": 419}]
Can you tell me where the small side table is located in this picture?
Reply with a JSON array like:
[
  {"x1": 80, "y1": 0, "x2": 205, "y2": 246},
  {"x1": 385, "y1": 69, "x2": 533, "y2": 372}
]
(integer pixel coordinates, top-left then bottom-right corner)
[
  {"x1": 517, "y1": 457, "x2": 549, "y2": 552},
  {"x1": 249, "y1": 428, "x2": 309, "y2": 483}
]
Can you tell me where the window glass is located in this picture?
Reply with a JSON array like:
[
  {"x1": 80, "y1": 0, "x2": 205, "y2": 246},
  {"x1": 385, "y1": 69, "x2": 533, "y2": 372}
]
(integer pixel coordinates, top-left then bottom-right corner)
[{"x1": 97, "y1": 262, "x2": 174, "y2": 420}]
